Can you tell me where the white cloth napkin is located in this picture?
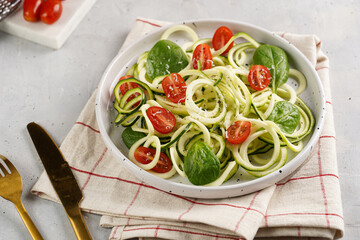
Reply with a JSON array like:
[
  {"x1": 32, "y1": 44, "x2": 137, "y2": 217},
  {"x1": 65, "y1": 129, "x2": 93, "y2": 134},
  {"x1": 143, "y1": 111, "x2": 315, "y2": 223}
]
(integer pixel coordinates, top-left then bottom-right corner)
[{"x1": 31, "y1": 17, "x2": 344, "y2": 240}]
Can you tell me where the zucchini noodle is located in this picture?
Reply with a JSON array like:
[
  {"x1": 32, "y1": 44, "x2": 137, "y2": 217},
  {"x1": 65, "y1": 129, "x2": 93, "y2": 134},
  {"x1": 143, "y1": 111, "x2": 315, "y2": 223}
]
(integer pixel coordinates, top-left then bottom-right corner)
[{"x1": 112, "y1": 24, "x2": 315, "y2": 186}]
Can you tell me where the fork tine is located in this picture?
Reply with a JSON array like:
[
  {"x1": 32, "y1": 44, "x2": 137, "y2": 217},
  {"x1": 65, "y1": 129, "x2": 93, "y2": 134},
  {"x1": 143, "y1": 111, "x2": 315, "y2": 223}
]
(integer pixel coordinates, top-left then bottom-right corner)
[
  {"x1": 0, "y1": 154, "x2": 15, "y2": 176},
  {"x1": 0, "y1": 154, "x2": 20, "y2": 177},
  {"x1": 0, "y1": 158, "x2": 9, "y2": 176},
  {"x1": 2, "y1": 157, "x2": 19, "y2": 176}
]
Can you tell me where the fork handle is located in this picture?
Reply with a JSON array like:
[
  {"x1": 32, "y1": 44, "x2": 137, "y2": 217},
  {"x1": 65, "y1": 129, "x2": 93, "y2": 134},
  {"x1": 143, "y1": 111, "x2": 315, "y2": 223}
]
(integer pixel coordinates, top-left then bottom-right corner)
[{"x1": 14, "y1": 199, "x2": 44, "y2": 240}]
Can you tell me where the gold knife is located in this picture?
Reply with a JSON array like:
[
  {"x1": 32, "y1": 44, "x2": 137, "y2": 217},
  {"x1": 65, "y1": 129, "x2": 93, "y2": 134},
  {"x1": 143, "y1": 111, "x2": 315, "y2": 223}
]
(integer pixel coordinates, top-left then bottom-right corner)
[{"x1": 27, "y1": 122, "x2": 92, "y2": 240}]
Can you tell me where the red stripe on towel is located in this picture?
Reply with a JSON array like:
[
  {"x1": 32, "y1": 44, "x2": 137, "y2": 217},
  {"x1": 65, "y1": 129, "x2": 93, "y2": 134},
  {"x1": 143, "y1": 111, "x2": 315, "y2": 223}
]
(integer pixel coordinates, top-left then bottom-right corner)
[
  {"x1": 126, "y1": 217, "x2": 131, "y2": 225},
  {"x1": 318, "y1": 139, "x2": 331, "y2": 228},
  {"x1": 154, "y1": 224, "x2": 161, "y2": 238},
  {"x1": 264, "y1": 209, "x2": 269, "y2": 227},
  {"x1": 178, "y1": 199, "x2": 197, "y2": 220},
  {"x1": 276, "y1": 173, "x2": 339, "y2": 186},
  {"x1": 123, "y1": 183, "x2": 143, "y2": 216},
  {"x1": 234, "y1": 192, "x2": 260, "y2": 232},
  {"x1": 320, "y1": 135, "x2": 335, "y2": 139},
  {"x1": 111, "y1": 226, "x2": 120, "y2": 239},
  {"x1": 75, "y1": 122, "x2": 100, "y2": 133},
  {"x1": 315, "y1": 66, "x2": 329, "y2": 71},
  {"x1": 81, "y1": 147, "x2": 107, "y2": 191},
  {"x1": 136, "y1": 19, "x2": 162, "y2": 28}
]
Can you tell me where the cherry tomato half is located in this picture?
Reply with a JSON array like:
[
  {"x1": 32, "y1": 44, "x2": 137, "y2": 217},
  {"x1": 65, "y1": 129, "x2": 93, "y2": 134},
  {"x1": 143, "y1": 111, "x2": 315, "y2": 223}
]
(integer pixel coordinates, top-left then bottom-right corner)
[
  {"x1": 23, "y1": 0, "x2": 43, "y2": 22},
  {"x1": 118, "y1": 75, "x2": 141, "y2": 107},
  {"x1": 248, "y1": 65, "x2": 271, "y2": 91},
  {"x1": 192, "y1": 43, "x2": 213, "y2": 71},
  {"x1": 212, "y1": 26, "x2": 234, "y2": 55},
  {"x1": 146, "y1": 106, "x2": 176, "y2": 134},
  {"x1": 162, "y1": 73, "x2": 187, "y2": 104},
  {"x1": 226, "y1": 121, "x2": 251, "y2": 144},
  {"x1": 134, "y1": 146, "x2": 172, "y2": 173},
  {"x1": 40, "y1": 0, "x2": 62, "y2": 25},
  {"x1": 119, "y1": 75, "x2": 139, "y2": 95}
]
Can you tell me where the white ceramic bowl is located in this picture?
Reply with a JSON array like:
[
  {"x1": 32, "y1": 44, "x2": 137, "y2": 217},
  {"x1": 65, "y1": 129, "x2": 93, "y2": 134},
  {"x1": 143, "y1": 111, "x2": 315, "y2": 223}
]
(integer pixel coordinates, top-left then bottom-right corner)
[{"x1": 95, "y1": 19, "x2": 325, "y2": 199}]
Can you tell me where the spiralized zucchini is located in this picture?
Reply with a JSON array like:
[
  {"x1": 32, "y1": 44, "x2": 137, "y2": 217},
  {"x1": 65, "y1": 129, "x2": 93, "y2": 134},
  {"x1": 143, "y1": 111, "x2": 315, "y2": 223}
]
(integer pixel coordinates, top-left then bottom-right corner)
[{"x1": 113, "y1": 25, "x2": 314, "y2": 186}]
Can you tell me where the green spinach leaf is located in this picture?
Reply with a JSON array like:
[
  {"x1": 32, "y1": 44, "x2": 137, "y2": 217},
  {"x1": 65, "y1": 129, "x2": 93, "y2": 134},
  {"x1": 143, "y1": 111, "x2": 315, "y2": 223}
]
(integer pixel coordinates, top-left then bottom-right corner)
[
  {"x1": 253, "y1": 44, "x2": 289, "y2": 93},
  {"x1": 122, "y1": 127, "x2": 146, "y2": 149},
  {"x1": 146, "y1": 40, "x2": 189, "y2": 80},
  {"x1": 267, "y1": 101, "x2": 300, "y2": 134},
  {"x1": 184, "y1": 141, "x2": 220, "y2": 185}
]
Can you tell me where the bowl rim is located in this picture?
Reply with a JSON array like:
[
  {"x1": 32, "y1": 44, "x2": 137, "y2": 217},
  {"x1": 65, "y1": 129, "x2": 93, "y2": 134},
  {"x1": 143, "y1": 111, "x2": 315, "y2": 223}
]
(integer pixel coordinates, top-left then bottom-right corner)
[{"x1": 95, "y1": 18, "x2": 326, "y2": 198}]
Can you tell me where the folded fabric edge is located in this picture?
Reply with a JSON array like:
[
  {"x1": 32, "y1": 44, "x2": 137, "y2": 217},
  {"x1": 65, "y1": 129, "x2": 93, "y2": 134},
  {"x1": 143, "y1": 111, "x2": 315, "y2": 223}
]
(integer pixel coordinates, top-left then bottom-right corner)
[
  {"x1": 100, "y1": 215, "x2": 239, "y2": 237},
  {"x1": 110, "y1": 224, "x2": 243, "y2": 240},
  {"x1": 108, "y1": 223, "x2": 338, "y2": 240}
]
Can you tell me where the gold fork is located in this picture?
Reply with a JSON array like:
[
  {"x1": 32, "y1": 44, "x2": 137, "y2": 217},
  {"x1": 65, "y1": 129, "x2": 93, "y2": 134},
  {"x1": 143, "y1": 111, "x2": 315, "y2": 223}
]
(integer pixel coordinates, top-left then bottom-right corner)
[{"x1": 0, "y1": 154, "x2": 44, "y2": 240}]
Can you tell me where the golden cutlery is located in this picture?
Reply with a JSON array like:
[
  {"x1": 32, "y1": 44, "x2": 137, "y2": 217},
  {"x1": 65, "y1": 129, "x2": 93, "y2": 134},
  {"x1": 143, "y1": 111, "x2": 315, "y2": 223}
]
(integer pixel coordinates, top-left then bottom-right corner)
[
  {"x1": 27, "y1": 122, "x2": 92, "y2": 240},
  {"x1": 0, "y1": 154, "x2": 44, "y2": 240}
]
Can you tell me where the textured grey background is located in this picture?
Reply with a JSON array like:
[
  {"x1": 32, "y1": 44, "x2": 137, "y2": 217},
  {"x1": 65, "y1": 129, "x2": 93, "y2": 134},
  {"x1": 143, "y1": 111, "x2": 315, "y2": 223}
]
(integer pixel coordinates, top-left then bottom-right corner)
[{"x1": 0, "y1": 0, "x2": 358, "y2": 239}]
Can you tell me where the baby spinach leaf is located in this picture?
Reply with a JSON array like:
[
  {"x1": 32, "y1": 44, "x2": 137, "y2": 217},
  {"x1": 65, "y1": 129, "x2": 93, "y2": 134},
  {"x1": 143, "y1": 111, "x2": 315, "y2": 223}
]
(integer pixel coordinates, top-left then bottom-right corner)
[
  {"x1": 122, "y1": 127, "x2": 146, "y2": 149},
  {"x1": 253, "y1": 44, "x2": 289, "y2": 93},
  {"x1": 146, "y1": 40, "x2": 189, "y2": 80},
  {"x1": 267, "y1": 101, "x2": 300, "y2": 134},
  {"x1": 184, "y1": 141, "x2": 220, "y2": 186}
]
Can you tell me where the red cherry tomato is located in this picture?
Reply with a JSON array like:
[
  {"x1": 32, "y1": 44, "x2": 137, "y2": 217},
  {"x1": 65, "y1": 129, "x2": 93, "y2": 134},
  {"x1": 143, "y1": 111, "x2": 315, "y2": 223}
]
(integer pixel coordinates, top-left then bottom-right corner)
[
  {"x1": 134, "y1": 147, "x2": 172, "y2": 173},
  {"x1": 118, "y1": 75, "x2": 141, "y2": 106},
  {"x1": 40, "y1": 0, "x2": 62, "y2": 25},
  {"x1": 146, "y1": 106, "x2": 176, "y2": 134},
  {"x1": 212, "y1": 26, "x2": 234, "y2": 55},
  {"x1": 192, "y1": 43, "x2": 213, "y2": 71},
  {"x1": 119, "y1": 75, "x2": 139, "y2": 95},
  {"x1": 226, "y1": 121, "x2": 251, "y2": 144},
  {"x1": 162, "y1": 73, "x2": 187, "y2": 104},
  {"x1": 248, "y1": 65, "x2": 271, "y2": 91},
  {"x1": 23, "y1": 0, "x2": 43, "y2": 22}
]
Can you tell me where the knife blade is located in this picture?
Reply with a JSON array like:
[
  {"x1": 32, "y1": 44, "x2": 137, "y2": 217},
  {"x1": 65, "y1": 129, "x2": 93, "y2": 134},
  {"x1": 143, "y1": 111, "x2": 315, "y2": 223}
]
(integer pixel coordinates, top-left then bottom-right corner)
[{"x1": 27, "y1": 122, "x2": 92, "y2": 240}]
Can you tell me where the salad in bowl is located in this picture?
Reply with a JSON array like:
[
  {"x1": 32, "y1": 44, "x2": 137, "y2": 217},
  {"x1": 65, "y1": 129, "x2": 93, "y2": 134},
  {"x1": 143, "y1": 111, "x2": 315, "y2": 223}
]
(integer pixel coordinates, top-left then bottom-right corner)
[{"x1": 96, "y1": 20, "x2": 324, "y2": 198}]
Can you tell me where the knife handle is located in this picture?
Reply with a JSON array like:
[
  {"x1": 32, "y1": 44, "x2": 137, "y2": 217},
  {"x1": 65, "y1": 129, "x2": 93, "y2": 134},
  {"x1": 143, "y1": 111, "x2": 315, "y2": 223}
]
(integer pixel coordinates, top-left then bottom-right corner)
[{"x1": 67, "y1": 205, "x2": 92, "y2": 240}]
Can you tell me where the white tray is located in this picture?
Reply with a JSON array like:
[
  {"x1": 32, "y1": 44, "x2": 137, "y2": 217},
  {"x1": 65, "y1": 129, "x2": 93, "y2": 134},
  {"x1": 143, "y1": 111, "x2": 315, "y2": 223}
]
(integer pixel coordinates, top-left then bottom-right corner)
[{"x1": 0, "y1": 0, "x2": 97, "y2": 49}]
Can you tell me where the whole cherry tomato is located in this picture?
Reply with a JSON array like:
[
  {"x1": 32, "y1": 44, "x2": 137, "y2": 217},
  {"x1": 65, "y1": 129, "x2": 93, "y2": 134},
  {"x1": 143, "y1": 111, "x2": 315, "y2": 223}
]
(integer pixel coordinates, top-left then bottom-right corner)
[
  {"x1": 192, "y1": 43, "x2": 213, "y2": 71},
  {"x1": 162, "y1": 73, "x2": 187, "y2": 104},
  {"x1": 248, "y1": 65, "x2": 271, "y2": 91},
  {"x1": 23, "y1": 0, "x2": 43, "y2": 22},
  {"x1": 226, "y1": 121, "x2": 251, "y2": 144},
  {"x1": 146, "y1": 106, "x2": 176, "y2": 134},
  {"x1": 134, "y1": 146, "x2": 172, "y2": 173},
  {"x1": 212, "y1": 26, "x2": 234, "y2": 55},
  {"x1": 40, "y1": 0, "x2": 63, "y2": 25}
]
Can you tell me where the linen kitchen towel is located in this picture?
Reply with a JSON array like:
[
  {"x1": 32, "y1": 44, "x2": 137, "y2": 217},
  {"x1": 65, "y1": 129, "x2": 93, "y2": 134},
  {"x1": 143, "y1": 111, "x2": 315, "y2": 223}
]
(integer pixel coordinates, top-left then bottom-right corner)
[{"x1": 32, "y1": 18, "x2": 344, "y2": 240}]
